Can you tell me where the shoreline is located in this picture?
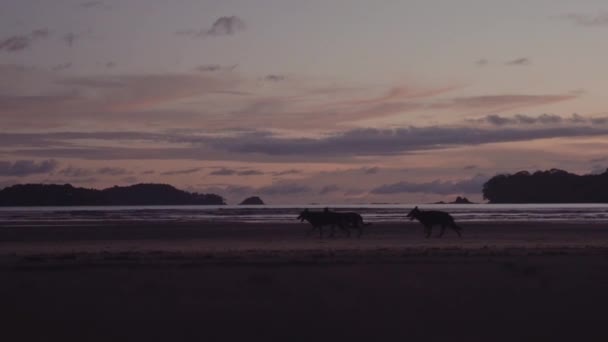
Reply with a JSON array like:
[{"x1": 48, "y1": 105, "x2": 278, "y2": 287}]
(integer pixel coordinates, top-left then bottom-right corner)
[
  {"x1": 3, "y1": 246, "x2": 608, "y2": 271},
  {"x1": 2, "y1": 221, "x2": 608, "y2": 259}
]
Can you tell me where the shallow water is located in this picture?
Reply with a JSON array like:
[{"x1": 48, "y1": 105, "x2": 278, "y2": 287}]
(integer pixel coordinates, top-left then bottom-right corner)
[{"x1": 2, "y1": 203, "x2": 608, "y2": 225}]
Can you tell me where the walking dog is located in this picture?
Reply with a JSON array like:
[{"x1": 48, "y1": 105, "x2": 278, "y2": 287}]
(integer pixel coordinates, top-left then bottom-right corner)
[{"x1": 406, "y1": 206, "x2": 463, "y2": 238}]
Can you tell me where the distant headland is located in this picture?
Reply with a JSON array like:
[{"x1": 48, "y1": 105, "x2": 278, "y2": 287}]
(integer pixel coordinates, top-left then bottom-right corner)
[
  {"x1": 483, "y1": 169, "x2": 608, "y2": 203},
  {"x1": 0, "y1": 183, "x2": 226, "y2": 206}
]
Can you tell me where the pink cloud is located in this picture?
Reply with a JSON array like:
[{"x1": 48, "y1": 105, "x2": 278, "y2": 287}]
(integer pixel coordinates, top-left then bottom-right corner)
[{"x1": 432, "y1": 94, "x2": 578, "y2": 112}]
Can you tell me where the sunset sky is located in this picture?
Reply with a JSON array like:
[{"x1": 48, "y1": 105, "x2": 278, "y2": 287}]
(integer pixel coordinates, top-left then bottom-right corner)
[{"x1": 2, "y1": 0, "x2": 608, "y2": 204}]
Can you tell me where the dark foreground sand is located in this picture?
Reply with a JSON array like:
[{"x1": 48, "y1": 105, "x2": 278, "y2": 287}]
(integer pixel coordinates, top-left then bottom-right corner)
[{"x1": 2, "y1": 221, "x2": 608, "y2": 341}]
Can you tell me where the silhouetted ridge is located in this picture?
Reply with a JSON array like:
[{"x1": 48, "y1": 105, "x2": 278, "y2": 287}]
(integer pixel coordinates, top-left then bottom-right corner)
[
  {"x1": 483, "y1": 169, "x2": 608, "y2": 203},
  {"x1": 453, "y1": 196, "x2": 474, "y2": 204},
  {"x1": 0, "y1": 183, "x2": 225, "y2": 206},
  {"x1": 433, "y1": 196, "x2": 474, "y2": 204},
  {"x1": 239, "y1": 196, "x2": 264, "y2": 205}
]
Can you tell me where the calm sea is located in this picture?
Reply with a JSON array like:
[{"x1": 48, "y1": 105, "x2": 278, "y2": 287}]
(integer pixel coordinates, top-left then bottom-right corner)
[{"x1": 2, "y1": 204, "x2": 608, "y2": 225}]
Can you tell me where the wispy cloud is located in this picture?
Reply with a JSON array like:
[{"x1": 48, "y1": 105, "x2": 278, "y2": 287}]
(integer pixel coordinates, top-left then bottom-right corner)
[
  {"x1": 210, "y1": 168, "x2": 264, "y2": 176},
  {"x1": 505, "y1": 58, "x2": 531, "y2": 66},
  {"x1": 432, "y1": 94, "x2": 576, "y2": 112},
  {"x1": 273, "y1": 84, "x2": 462, "y2": 127},
  {"x1": 238, "y1": 169, "x2": 264, "y2": 176},
  {"x1": 559, "y1": 12, "x2": 608, "y2": 27},
  {"x1": 198, "y1": 181, "x2": 312, "y2": 201},
  {"x1": 2, "y1": 65, "x2": 578, "y2": 133},
  {"x1": 202, "y1": 123, "x2": 608, "y2": 159},
  {"x1": 0, "y1": 29, "x2": 52, "y2": 53},
  {"x1": 589, "y1": 157, "x2": 608, "y2": 164},
  {"x1": 0, "y1": 37, "x2": 30, "y2": 52},
  {"x1": 364, "y1": 167, "x2": 380, "y2": 175},
  {"x1": 195, "y1": 64, "x2": 237, "y2": 73},
  {"x1": 52, "y1": 62, "x2": 73, "y2": 72},
  {"x1": 9, "y1": 120, "x2": 608, "y2": 163},
  {"x1": 31, "y1": 29, "x2": 52, "y2": 39},
  {"x1": 222, "y1": 89, "x2": 576, "y2": 131},
  {"x1": 97, "y1": 167, "x2": 130, "y2": 176},
  {"x1": 209, "y1": 168, "x2": 237, "y2": 176},
  {"x1": 58, "y1": 166, "x2": 130, "y2": 177},
  {"x1": 265, "y1": 74, "x2": 286, "y2": 82},
  {"x1": 0, "y1": 68, "x2": 243, "y2": 128},
  {"x1": 121, "y1": 176, "x2": 138, "y2": 184},
  {"x1": 475, "y1": 59, "x2": 488, "y2": 66},
  {"x1": 58, "y1": 166, "x2": 94, "y2": 177},
  {"x1": 371, "y1": 174, "x2": 487, "y2": 195},
  {"x1": 207, "y1": 16, "x2": 246, "y2": 36},
  {"x1": 471, "y1": 113, "x2": 608, "y2": 126},
  {"x1": 319, "y1": 185, "x2": 341, "y2": 195},
  {"x1": 63, "y1": 33, "x2": 78, "y2": 47},
  {"x1": 177, "y1": 16, "x2": 245, "y2": 38},
  {"x1": 336, "y1": 85, "x2": 460, "y2": 107},
  {"x1": 160, "y1": 167, "x2": 203, "y2": 176},
  {"x1": 0, "y1": 159, "x2": 58, "y2": 177},
  {"x1": 272, "y1": 169, "x2": 302, "y2": 176},
  {"x1": 196, "y1": 65, "x2": 221, "y2": 72},
  {"x1": 258, "y1": 182, "x2": 311, "y2": 196}
]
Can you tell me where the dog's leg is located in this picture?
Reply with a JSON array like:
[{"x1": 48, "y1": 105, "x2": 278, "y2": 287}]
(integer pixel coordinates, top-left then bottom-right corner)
[
  {"x1": 438, "y1": 224, "x2": 446, "y2": 238},
  {"x1": 329, "y1": 225, "x2": 336, "y2": 238},
  {"x1": 425, "y1": 225, "x2": 432, "y2": 238},
  {"x1": 452, "y1": 223, "x2": 463, "y2": 238},
  {"x1": 306, "y1": 223, "x2": 317, "y2": 236},
  {"x1": 341, "y1": 223, "x2": 351, "y2": 237},
  {"x1": 346, "y1": 223, "x2": 354, "y2": 238},
  {"x1": 357, "y1": 220, "x2": 364, "y2": 238}
]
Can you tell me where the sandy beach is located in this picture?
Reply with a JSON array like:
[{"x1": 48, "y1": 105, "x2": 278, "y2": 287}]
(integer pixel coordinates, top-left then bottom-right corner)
[{"x1": 2, "y1": 221, "x2": 608, "y2": 341}]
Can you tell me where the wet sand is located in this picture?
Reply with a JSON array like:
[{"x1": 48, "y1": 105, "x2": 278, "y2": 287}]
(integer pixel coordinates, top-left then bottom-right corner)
[{"x1": 2, "y1": 221, "x2": 608, "y2": 341}]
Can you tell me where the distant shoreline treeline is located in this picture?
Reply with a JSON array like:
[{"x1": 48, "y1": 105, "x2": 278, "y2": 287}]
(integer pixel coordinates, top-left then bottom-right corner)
[
  {"x1": 483, "y1": 169, "x2": 608, "y2": 203},
  {"x1": 0, "y1": 183, "x2": 226, "y2": 206},
  {"x1": 4, "y1": 168, "x2": 608, "y2": 206}
]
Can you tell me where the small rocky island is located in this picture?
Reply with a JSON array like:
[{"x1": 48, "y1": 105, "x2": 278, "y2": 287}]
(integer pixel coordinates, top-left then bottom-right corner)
[
  {"x1": 434, "y1": 196, "x2": 474, "y2": 204},
  {"x1": 239, "y1": 196, "x2": 265, "y2": 205},
  {"x1": 452, "y1": 196, "x2": 474, "y2": 204}
]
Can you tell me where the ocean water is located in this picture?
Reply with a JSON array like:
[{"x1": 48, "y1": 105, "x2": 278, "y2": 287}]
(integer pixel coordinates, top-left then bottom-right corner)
[{"x1": 2, "y1": 204, "x2": 608, "y2": 225}]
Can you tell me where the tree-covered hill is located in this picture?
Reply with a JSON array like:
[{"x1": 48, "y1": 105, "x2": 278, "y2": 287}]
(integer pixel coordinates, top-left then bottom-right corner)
[
  {"x1": 0, "y1": 183, "x2": 226, "y2": 206},
  {"x1": 483, "y1": 169, "x2": 608, "y2": 203}
]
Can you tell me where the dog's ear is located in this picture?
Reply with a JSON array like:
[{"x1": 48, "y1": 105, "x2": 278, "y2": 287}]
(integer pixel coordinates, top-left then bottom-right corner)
[{"x1": 414, "y1": 206, "x2": 418, "y2": 209}]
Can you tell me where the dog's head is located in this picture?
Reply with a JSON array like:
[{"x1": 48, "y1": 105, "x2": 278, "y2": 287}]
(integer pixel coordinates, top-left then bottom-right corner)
[{"x1": 406, "y1": 206, "x2": 420, "y2": 220}]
